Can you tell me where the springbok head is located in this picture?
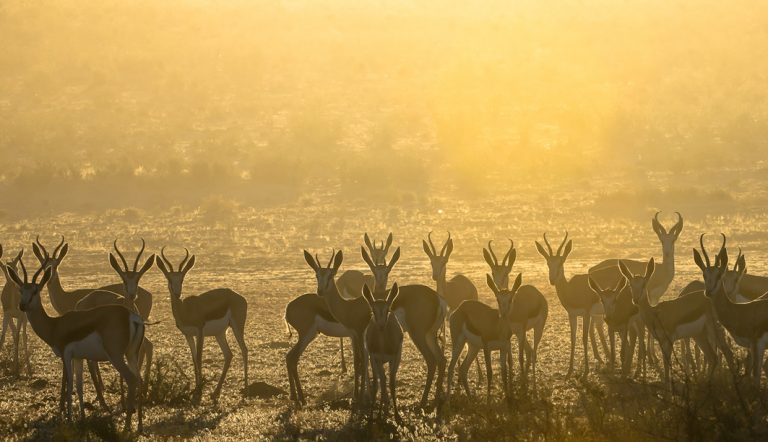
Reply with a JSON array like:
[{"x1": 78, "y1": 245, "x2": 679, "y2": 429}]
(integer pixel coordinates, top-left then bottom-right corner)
[
  {"x1": 156, "y1": 247, "x2": 196, "y2": 299},
  {"x1": 109, "y1": 239, "x2": 155, "y2": 301},
  {"x1": 693, "y1": 233, "x2": 728, "y2": 296},
  {"x1": 619, "y1": 258, "x2": 655, "y2": 305},
  {"x1": 6, "y1": 259, "x2": 52, "y2": 312},
  {"x1": 304, "y1": 249, "x2": 343, "y2": 296},
  {"x1": 362, "y1": 244, "x2": 400, "y2": 295},
  {"x1": 362, "y1": 283, "x2": 399, "y2": 330},
  {"x1": 652, "y1": 211, "x2": 683, "y2": 262},
  {"x1": 483, "y1": 239, "x2": 516, "y2": 290},
  {"x1": 423, "y1": 231, "x2": 453, "y2": 282},
  {"x1": 364, "y1": 233, "x2": 393, "y2": 266},
  {"x1": 486, "y1": 272, "x2": 522, "y2": 321},
  {"x1": 588, "y1": 276, "x2": 629, "y2": 325},
  {"x1": 32, "y1": 235, "x2": 68, "y2": 276},
  {"x1": 535, "y1": 232, "x2": 572, "y2": 286}
]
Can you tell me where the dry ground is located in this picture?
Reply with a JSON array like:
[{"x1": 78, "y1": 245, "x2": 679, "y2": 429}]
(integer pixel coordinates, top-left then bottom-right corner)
[{"x1": 1, "y1": 201, "x2": 768, "y2": 441}]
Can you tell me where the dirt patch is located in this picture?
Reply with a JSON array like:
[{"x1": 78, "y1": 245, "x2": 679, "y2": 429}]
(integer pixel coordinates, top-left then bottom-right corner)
[{"x1": 244, "y1": 381, "x2": 286, "y2": 399}]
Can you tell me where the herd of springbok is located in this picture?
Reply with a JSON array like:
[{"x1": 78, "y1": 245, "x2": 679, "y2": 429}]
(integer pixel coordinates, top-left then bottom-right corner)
[{"x1": 2, "y1": 212, "x2": 768, "y2": 431}]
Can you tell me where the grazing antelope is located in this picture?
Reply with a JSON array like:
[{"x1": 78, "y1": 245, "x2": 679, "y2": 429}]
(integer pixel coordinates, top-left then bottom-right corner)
[
  {"x1": 1, "y1": 247, "x2": 31, "y2": 377},
  {"x1": 290, "y1": 249, "x2": 446, "y2": 408},
  {"x1": 7, "y1": 261, "x2": 144, "y2": 432},
  {"x1": 589, "y1": 212, "x2": 683, "y2": 305},
  {"x1": 536, "y1": 232, "x2": 608, "y2": 375},
  {"x1": 423, "y1": 232, "x2": 478, "y2": 311},
  {"x1": 362, "y1": 283, "x2": 403, "y2": 422},
  {"x1": 156, "y1": 248, "x2": 249, "y2": 402},
  {"x1": 74, "y1": 239, "x2": 156, "y2": 399},
  {"x1": 698, "y1": 248, "x2": 768, "y2": 385},
  {"x1": 447, "y1": 274, "x2": 519, "y2": 405},
  {"x1": 588, "y1": 277, "x2": 646, "y2": 377},
  {"x1": 33, "y1": 236, "x2": 152, "y2": 318},
  {"x1": 620, "y1": 259, "x2": 734, "y2": 390}
]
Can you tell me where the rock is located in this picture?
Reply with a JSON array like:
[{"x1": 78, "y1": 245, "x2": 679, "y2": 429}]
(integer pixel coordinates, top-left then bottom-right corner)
[{"x1": 244, "y1": 381, "x2": 286, "y2": 399}]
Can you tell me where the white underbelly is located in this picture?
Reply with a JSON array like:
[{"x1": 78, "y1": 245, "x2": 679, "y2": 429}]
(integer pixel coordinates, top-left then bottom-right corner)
[
  {"x1": 316, "y1": 316, "x2": 351, "y2": 338},
  {"x1": 180, "y1": 310, "x2": 232, "y2": 337},
  {"x1": 674, "y1": 316, "x2": 706, "y2": 339},
  {"x1": 64, "y1": 332, "x2": 110, "y2": 361}
]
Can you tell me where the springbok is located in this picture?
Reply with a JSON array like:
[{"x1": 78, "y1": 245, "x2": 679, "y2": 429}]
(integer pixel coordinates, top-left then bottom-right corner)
[
  {"x1": 423, "y1": 232, "x2": 478, "y2": 311},
  {"x1": 589, "y1": 212, "x2": 683, "y2": 305},
  {"x1": 33, "y1": 236, "x2": 152, "y2": 318},
  {"x1": 447, "y1": 274, "x2": 519, "y2": 405},
  {"x1": 334, "y1": 233, "x2": 393, "y2": 374},
  {"x1": 362, "y1": 283, "x2": 403, "y2": 422},
  {"x1": 536, "y1": 232, "x2": 608, "y2": 375},
  {"x1": 1, "y1": 247, "x2": 31, "y2": 377},
  {"x1": 587, "y1": 277, "x2": 646, "y2": 377},
  {"x1": 73, "y1": 239, "x2": 155, "y2": 400},
  {"x1": 698, "y1": 248, "x2": 768, "y2": 385},
  {"x1": 7, "y1": 260, "x2": 144, "y2": 432},
  {"x1": 288, "y1": 249, "x2": 446, "y2": 408},
  {"x1": 620, "y1": 259, "x2": 734, "y2": 390},
  {"x1": 156, "y1": 247, "x2": 249, "y2": 402}
]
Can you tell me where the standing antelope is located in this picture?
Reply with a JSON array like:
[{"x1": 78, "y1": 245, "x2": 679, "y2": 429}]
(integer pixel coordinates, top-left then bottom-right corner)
[
  {"x1": 33, "y1": 236, "x2": 152, "y2": 318},
  {"x1": 74, "y1": 239, "x2": 156, "y2": 400},
  {"x1": 536, "y1": 232, "x2": 608, "y2": 375},
  {"x1": 155, "y1": 247, "x2": 249, "y2": 402},
  {"x1": 7, "y1": 261, "x2": 144, "y2": 432},
  {"x1": 1, "y1": 247, "x2": 31, "y2": 377},
  {"x1": 447, "y1": 274, "x2": 519, "y2": 405},
  {"x1": 423, "y1": 232, "x2": 478, "y2": 311},
  {"x1": 334, "y1": 233, "x2": 394, "y2": 374},
  {"x1": 362, "y1": 283, "x2": 403, "y2": 422},
  {"x1": 589, "y1": 212, "x2": 683, "y2": 305},
  {"x1": 587, "y1": 277, "x2": 646, "y2": 377},
  {"x1": 288, "y1": 249, "x2": 446, "y2": 408},
  {"x1": 698, "y1": 248, "x2": 768, "y2": 385},
  {"x1": 620, "y1": 259, "x2": 734, "y2": 390}
]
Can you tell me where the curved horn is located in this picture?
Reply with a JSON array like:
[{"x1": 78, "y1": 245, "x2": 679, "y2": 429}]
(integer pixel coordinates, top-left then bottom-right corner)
[
  {"x1": 19, "y1": 259, "x2": 28, "y2": 283},
  {"x1": 35, "y1": 235, "x2": 49, "y2": 258},
  {"x1": 427, "y1": 231, "x2": 437, "y2": 255},
  {"x1": 31, "y1": 263, "x2": 46, "y2": 284},
  {"x1": 160, "y1": 246, "x2": 175, "y2": 272},
  {"x1": 699, "y1": 234, "x2": 711, "y2": 267},
  {"x1": 53, "y1": 235, "x2": 65, "y2": 258},
  {"x1": 556, "y1": 231, "x2": 569, "y2": 256},
  {"x1": 440, "y1": 231, "x2": 451, "y2": 256},
  {"x1": 543, "y1": 232, "x2": 554, "y2": 256},
  {"x1": 133, "y1": 238, "x2": 146, "y2": 271},
  {"x1": 113, "y1": 239, "x2": 129, "y2": 271},
  {"x1": 503, "y1": 239, "x2": 515, "y2": 266},
  {"x1": 487, "y1": 240, "x2": 499, "y2": 265},
  {"x1": 734, "y1": 247, "x2": 743, "y2": 271},
  {"x1": 179, "y1": 248, "x2": 191, "y2": 270}
]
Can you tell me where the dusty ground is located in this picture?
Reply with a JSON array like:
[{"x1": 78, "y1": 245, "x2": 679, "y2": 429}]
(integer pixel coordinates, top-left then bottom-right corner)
[{"x1": 1, "y1": 199, "x2": 767, "y2": 441}]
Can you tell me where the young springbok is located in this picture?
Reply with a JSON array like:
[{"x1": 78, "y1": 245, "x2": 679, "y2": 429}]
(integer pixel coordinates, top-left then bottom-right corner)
[{"x1": 362, "y1": 283, "x2": 403, "y2": 422}]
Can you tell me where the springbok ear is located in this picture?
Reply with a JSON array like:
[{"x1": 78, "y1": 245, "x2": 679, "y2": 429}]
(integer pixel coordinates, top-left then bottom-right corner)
[
  {"x1": 109, "y1": 253, "x2": 124, "y2": 275},
  {"x1": 511, "y1": 273, "x2": 522, "y2": 293},
  {"x1": 422, "y1": 240, "x2": 433, "y2": 258},
  {"x1": 361, "y1": 246, "x2": 375, "y2": 271},
  {"x1": 651, "y1": 216, "x2": 663, "y2": 236},
  {"x1": 6, "y1": 265, "x2": 23, "y2": 288},
  {"x1": 332, "y1": 250, "x2": 343, "y2": 271},
  {"x1": 388, "y1": 247, "x2": 401, "y2": 270},
  {"x1": 587, "y1": 276, "x2": 601, "y2": 294},
  {"x1": 693, "y1": 249, "x2": 706, "y2": 271},
  {"x1": 156, "y1": 257, "x2": 170, "y2": 275},
  {"x1": 444, "y1": 239, "x2": 454, "y2": 258},
  {"x1": 483, "y1": 249, "x2": 495, "y2": 268},
  {"x1": 38, "y1": 267, "x2": 53, "y2": 288},
  {"x1": 384, "y1": 233, "x2": 393, "y2": 253},
  {"x1": 718, "y1": 249, "x2": 729, "y2": 274},
  {"x1": 303, "y1": 250, "x2": 318, "y2": 270},
  {"x1": 615, "y1": 277, "x2": 627, "y2": 293},
  {"x1": 58, "y1": 243, "x2": 69, "y2": 260},
  {"x1": 535, "y1": 241, "x2": 548, "y2": 258},
  {"x1": 32, "y1": 243, "x2": 45, "y2": 264},
  {"x1": 182, "y1": 255, "x2": 196, "y2": 274},
  {"x1": 364, "y1": 233, "x2": 374, "y2": 252},
  {"x1": 486, "y1": 274, "x2": 499, "y2": 296},
  {"x1": 16, "y1": 249, "x2": 24, "y2": 261},
  {"x1": 645, "y1": 258, "x2": 655, "y2": 279},
  {"x1": 506, "y1": 249, "x2": 517, "y2": 270},
  {"x1": 386, "y1": 282, "x2": 399, "y2": 305},
  {"x1": 139, "y1": 254, "x2": 156, "y2": 275},
  {"x1": 362, "y1": 284, "x2": 375, "y2": 306},
  {"x1": 618, "y1": 261, "x2": 633, "y2": 280},
  {"x1": 562, "y1": 240, "x2": 573, "y2": 258}
]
